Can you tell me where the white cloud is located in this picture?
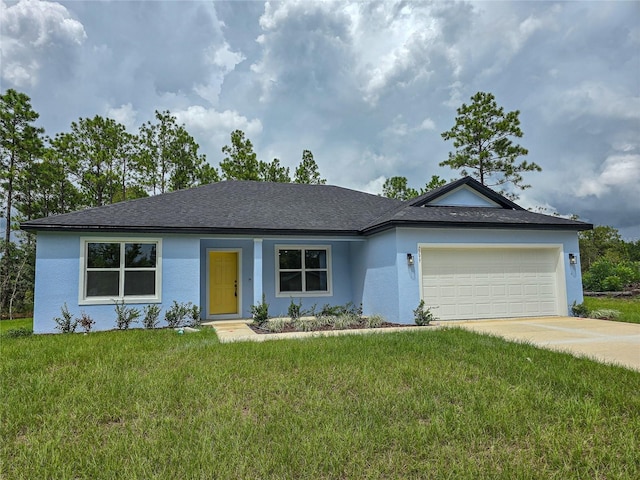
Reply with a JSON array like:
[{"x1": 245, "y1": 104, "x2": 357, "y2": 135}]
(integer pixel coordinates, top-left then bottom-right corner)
[
  {"x1": 194, "y1": 42, "x2": 246, "y2": 105},
  {"x1": 0, "y1": 0, "x2": 86, "y2": 87},
  {"x1": 555, "y1": 82, "x2": 640, "y2": 121},
  {"x1": 575, "y1": 154, "x2": 640, "y2": 198},
  {"x1": 173, "y1": 105, "x2": 262, "y2": 142},
  {"x1": 106, "y1": 103, "x2": 137, "y2": 131}
]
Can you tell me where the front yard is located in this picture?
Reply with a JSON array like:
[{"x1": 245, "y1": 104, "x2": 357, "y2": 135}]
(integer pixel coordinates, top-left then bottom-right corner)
[
  {"x1": 1, "y1": 327, "x2": 638, "y2": 479},
  {"x1": 583, "y1": 295, "x2": 640, "y2": 323}
]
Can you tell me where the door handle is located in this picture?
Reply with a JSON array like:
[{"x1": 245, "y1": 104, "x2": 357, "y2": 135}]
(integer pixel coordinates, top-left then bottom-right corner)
[{"x1": 234, "y1": 280, "x2": 237, "y2": 297}]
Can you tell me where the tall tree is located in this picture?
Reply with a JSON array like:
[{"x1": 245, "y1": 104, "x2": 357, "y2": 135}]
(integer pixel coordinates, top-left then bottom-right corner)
[
  {"x1": 65, "y1": 115, "x2": 133, "y2": 207},
  {"x1": 220, "y1": 130, "x2": 261, "y2": 181},
  {"x1": 382, "y1": 175, "x2": 447, "y2": 200},
  {"x1": 0, "y1": 89, "x2": 44, "y2": 245},
  {"x1": 294, "y1": 150, "x2": 326, "y2": 184},
  {"x1": 440, "y1": 91, "x2": 540, "y2": 198},
  {"x1": 259, "y1": 158, "x2": 290, "y2": 183},
  {"x1": 135, "y1": 110, "x2": 215, "y2": 194}
]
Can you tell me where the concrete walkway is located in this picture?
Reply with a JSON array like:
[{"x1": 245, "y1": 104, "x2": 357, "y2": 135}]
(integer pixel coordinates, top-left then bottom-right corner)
[{"x1": 442, "y1": 316, "x2": 640, "y2": 372}]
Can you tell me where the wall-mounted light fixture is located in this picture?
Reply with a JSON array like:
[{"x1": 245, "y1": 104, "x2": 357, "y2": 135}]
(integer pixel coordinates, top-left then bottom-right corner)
[
  {"x1": 569, "y1": 253, "x2": 577, "y2": 265},
  {"x1": 407, "y1": 253, "x2": 414, "y2": 266}
]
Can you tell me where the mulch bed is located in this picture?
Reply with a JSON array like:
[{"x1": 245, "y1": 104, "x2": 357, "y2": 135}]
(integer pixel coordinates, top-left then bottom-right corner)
[{"x1": 248, "y1": 320, "x2": 418, "y2": 335}]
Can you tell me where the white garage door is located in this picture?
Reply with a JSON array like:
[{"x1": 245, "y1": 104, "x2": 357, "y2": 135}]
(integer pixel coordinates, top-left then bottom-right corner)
[{"x1": 420, "y1": 247, "x2": 564, "y2": 320}]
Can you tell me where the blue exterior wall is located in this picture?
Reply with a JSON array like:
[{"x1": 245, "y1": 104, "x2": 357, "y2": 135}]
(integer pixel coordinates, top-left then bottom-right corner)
[
  {"x1": 33, "y1": 233, "x2": 200, "y2": 333},
  {"x1": 261, "y1": 239, "x2": 356, "y2": 316}
]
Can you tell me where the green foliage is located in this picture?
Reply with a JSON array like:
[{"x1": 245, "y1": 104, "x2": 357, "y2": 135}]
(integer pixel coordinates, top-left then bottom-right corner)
[
  {"x1": 53, "y1": 303, "x2": 77, "y2": 333},
  {"x1": 590, "y1": 309, "x2": 621, "y2": 320},
  {"x1": 142, "y1": 304, "x2": 161, "y2": 329},
  {"x1": 258, "y1": 158, "x2": 290, "y2": 182},
  {"x1": 294, "y1": 150, "x2": 326, "y2": 184},
  {"x1": 413, "y1": 300, "x2": 437, "y2": 326},
  {"x1": 78, "y1": 311, "x2": 95, "y2": 333},
  {"x1": 570, "y1": 301, "x2": 590, "y2": 318},
  {"x1": 187, "y1": 303, "x2": 201, "y2": 327},
  {"x1": 584, "y1": 296, "x2": 640, "y2": 324},
  {"x1": 440, "y1": 91, "x2": 540, "y2": 198},
  {"x1": 164, "y1": 301, "x2": 195, "y2": 328},
  {"x1": 220, "y1": 129, "x2": 261, "y2": 181},
  {"x1": 114, "y1": 300, "x2": 141, "y2": 330},
  {"x1": 382, "y1": 175, "x2": 447, "y2": 200},
  {"x1": 250, "y1": 294, "x2": 270, "y2": 326},
  {"x1": 582, "y1": 259, "x2": 640, "y2": 291},
  {"x1": 288, "y1": 298, "x2": 303, "y2": 320},
  {"x1": 1, "y1": 327, "x2": 33, "y2": 338},
  {"x1": 364, "y1": 314, "x2": 385, "y2": 328},
  {"x1": 579, "y1": 225, "x2": 626, "y2": 272}
]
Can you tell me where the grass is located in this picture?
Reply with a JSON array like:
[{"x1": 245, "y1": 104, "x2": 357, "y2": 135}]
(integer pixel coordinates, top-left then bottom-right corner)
[
  {"x1": 1, "y1": 328, "x2": 639, "y2": 479},
  {"x1": 0, "y1": 317, "x2": 32, "y2": 333},
  {"x1": 584, "y1": 296, "x2": 640, "y2": 324}
]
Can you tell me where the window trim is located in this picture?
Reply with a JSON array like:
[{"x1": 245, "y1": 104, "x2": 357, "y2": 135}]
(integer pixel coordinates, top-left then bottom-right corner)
[
  {"x1": 79, "y1": 237, "x2": 162, "y2": 305},
  {"x1": 275, "y1": 245, "x2": 332, "y2": 297}
]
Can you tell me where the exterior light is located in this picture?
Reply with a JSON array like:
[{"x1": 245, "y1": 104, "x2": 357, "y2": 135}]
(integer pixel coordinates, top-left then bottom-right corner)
[
  {"x1": 569, "y1": 253, "x2": 577, "y2": 265},
  {"x1": 407, "y1": 253, "x2": 414, "y2": 266}
]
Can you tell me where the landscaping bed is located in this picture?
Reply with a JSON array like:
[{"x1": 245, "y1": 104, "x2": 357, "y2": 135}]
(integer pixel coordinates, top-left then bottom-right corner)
[{"x1": 249, "y1": 317, "x2": 418, "y2": 334}]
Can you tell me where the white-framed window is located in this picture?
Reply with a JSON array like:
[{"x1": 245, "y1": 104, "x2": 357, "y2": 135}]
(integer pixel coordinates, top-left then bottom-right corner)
[
  {"x1": 275, "y1": 245, "x2": 332, "y2": 297},
  {"x1": 79, "y1": 238, "x2": 162, "y2": 304}
]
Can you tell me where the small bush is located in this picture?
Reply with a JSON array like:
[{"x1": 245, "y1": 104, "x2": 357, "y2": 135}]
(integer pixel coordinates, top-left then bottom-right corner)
[
  {"x1": 2, "y1": 327, "x2": 33, "y2": 338},
  {"x1": 583, "y1": 259, "x2": 640, "y2": 291},
  {"x1": 78, "y1": 311, "x2": 95, "y2": 333},
  {"x1": 365, "y1": 314, "x2": 384, "y2": 328},
  {"x1": 267, "y1": 317, "x2": 289, "y2": 333},
  {"x1": 165, "y1": 301, "x2": 191, "y2": 328},
  {"x1": 590, "y1": 309, "x2": 621, "y2": 320},
  {"x1": 142, "y1": 304, "x2": 161, "y2": 329},
  {"x1": 250, "y1": 294, "x2": 270, "y2": 326},
  {"x1": 333, "y1": 313, "x2": 359, "y2": 330},
  {"x1": 54, "y1": 303, "x2": 77, "y2": 333},
  {"x1": 571, "y1": 301, "x2": 590, "y2": 318},
  {"x1": 413, "y1": 300, "x2": 437, "y2": 326},
  {"x1": 187, "y1": 304, "x2": 201, "y2": 327},
  {"x1": 288, "y1": 298, "x2": 303, "y2": 320},
  {"x1": 114, "y1": 300, "x2": 141, "y2": 330}
]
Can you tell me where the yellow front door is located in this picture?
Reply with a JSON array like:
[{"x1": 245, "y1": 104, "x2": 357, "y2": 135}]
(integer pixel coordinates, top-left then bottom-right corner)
[{"x1": 209, "y1": 251, "x2": 238, "y2": 315}]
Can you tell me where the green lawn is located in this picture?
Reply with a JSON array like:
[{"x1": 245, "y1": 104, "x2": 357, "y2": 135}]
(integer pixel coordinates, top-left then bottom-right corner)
[
  {"x1": 1, "y1": 328, "x2": 639, "y2": 479},
  {"x1": 584, "y1": 296, "x2": 640, "y2": 324},
  {"x1": 0, "y1": 317, "x2": 32, "y2": 333}
]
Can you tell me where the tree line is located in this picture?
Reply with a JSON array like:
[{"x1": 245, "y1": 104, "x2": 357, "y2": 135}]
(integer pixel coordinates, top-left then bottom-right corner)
[{"x1": 0, "y1": 89, "x2": 326, "y2": 317}]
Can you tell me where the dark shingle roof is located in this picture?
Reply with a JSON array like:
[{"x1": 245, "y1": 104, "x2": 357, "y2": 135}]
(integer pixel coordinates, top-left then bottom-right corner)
[{"x1": 20, "y1": 179, "x2": 592, "y2": 235}]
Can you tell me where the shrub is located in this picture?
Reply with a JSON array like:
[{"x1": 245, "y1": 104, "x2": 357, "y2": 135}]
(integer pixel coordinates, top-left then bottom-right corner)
[
  {"x1": 267, "y1": 317, "x2": 289, "y2": 333},
  {"x1": 250, "y1": 294, "x2": 269, "y2": 326},
  {"x1": 187, "y1": 304, "x2": 201, "y2": 327},
  {"x1": 571, "y1": 301, "x2": 590, "y2": 318},
  {"x1": 114, "y1": 300, "x2": 141, "y2": 330},
  {"x1": 365, "y1": 314, "x2": 384, "y2": 328},
  {"x1": 142, "y1": 304, "x2": 161, "y2": 329},
  {"x1": 590, "y1": 309, "x2": 621, "y2": 320},
  {"x1": 54, "y1": 303, "x2": 77, "y2": 333},
  {"x1": 288, "y1": 298, "x2": 303, "y2": 320},
  {"x1": 2, "y1": 327, "x2": 33, "y2": 338},
  {"x1": 333, "y1": 313, "x2": 359, "y2": 330},
  {"x1": 583, "y1": 259, "x2": 640, "y2": 291},
  {"x1": 413, "y1": 300, "x2": 437, "y2": 326},
  {"x1": 78, "y1": 311, "x2": 95, "y2": 333},
  {"x1": 164, "y1": 301, "x2": 191, "y2": 328}
]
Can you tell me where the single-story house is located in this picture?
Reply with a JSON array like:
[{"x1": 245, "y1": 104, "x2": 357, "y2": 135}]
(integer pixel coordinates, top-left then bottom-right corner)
[{"x1": 21, "y1": 176, "x2": 592, "y2": 333}]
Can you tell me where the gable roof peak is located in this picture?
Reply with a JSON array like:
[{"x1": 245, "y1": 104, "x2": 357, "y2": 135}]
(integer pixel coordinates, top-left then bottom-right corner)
[{"x1": 407, "y1": 176, "x2": 523, "y2": 210}]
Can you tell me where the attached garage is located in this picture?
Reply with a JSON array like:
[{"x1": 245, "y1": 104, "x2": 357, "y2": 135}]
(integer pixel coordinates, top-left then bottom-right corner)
[{"x1": 419, "y1": 245, "x2": 567, "y2": 321}]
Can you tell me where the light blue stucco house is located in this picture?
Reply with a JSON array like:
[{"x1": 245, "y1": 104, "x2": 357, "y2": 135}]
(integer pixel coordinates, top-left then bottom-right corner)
[{"x1": 21, "y1": 177, "x2": 592, "y2": 333}]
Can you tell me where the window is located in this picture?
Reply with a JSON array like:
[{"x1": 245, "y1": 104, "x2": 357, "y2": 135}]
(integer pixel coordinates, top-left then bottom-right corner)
[
  {"x1": 80, "y1": 238, "x2": 161, "y2": 304},
  {"x1": 276, "y1": 245, "x2": 331, "y2": 296}
]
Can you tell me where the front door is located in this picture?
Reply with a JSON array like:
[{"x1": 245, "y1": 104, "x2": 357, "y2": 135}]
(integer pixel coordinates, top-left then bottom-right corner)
[{"x1": 209, "y1": 251, "x2": 238, "y2": 315}]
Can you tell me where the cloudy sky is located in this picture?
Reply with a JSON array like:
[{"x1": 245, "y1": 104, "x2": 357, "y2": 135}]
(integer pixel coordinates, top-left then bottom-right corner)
[{"x1": 2, "y1": 0, "x2": 639, "y2": 238}]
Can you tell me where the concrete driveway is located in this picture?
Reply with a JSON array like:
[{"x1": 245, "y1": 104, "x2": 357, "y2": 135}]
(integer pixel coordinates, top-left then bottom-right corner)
[{"x1": 442, "y1": 317, "x2": 640, "y2": 371}]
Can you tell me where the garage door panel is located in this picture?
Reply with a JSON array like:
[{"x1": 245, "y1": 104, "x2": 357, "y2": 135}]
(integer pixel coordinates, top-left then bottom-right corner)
[{"x1": 421, "y1": 247, "x2": 561, "y2": 320}]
